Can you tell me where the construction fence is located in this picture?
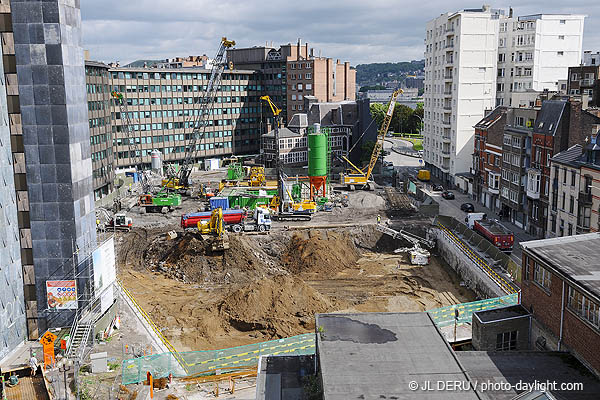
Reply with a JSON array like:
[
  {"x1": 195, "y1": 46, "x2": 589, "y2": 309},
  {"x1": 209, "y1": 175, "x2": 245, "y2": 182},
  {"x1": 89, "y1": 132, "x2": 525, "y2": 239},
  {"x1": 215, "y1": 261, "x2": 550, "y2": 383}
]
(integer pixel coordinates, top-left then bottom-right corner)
[
  {"x1": 427, "y1": 293, "x2": 519, "y2": 328},
  {"x1": 122, "y1": 334, "x2": 315, "y2": 385}
]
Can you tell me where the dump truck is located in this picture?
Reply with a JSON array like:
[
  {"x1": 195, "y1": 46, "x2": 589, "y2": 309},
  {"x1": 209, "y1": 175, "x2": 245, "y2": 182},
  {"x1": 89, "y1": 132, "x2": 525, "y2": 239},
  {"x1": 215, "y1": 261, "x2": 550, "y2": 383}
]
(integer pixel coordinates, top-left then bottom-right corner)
[
  {"x1": 181, "y1": 209, "x2": 246, "y2": 229},
  {"x1": 466, "y1": 213, "x2": 514, "y2": 252},
  {"x1": 138, "y1": 192, "x2": 182, "y2": 214}
]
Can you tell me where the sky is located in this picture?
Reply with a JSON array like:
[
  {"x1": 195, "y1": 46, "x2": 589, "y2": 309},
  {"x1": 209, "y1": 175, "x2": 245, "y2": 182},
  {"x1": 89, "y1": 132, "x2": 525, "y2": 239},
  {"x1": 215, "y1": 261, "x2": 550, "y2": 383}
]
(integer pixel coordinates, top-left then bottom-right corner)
[{"x1": 81, "y1": 0, "x2": 600, "y2": 66}]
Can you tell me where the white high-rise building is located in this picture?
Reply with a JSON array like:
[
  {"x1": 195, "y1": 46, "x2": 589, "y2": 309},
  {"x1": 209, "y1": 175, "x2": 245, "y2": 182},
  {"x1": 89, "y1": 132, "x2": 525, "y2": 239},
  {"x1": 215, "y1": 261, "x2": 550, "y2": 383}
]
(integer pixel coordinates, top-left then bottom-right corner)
[{"x1": 423, "y1": 6, "x2": 585, "y2": 186}]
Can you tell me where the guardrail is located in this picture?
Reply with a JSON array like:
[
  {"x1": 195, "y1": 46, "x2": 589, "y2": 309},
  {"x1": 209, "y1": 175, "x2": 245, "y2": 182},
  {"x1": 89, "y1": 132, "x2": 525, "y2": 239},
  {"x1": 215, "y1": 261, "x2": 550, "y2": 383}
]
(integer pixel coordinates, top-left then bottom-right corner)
[
  {"x1": 117, "y1": 280, "x2": 189, "y2": 375},
  {"x1": 436, "y1": 222, "x2": 518, "y2": 295},
  {"x1": 428, "y1": 293, "x2": 519, "y2": 327}
]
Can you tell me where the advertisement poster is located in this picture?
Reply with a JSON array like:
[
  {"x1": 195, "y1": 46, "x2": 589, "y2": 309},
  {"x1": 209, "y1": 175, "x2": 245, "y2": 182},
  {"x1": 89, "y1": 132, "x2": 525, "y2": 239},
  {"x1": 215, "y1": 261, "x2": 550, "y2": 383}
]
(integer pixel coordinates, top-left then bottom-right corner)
[
  {"x1": 93, "y1": 237, "x2": 116, "y2": 314},
  {"x1": 46, "y1": 280, "x2": 78, "y2": 310}
]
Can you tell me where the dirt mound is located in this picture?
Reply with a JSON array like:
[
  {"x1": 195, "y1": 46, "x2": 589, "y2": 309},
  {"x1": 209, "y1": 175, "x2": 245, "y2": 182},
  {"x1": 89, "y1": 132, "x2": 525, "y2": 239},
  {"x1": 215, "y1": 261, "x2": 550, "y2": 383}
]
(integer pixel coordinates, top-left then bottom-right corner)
[
  {"x1": 217, "y1": 275, "x2": 337, "y2": 337},
  {"x1": 145, "y1": 232, "x2": 275, "y2": 284},
  {"x1": 282, "y1": 230, "x2": 361, "y2": 276},
  {"x1": 347, "y1": 191, "x2": 386, "y2": 210}
]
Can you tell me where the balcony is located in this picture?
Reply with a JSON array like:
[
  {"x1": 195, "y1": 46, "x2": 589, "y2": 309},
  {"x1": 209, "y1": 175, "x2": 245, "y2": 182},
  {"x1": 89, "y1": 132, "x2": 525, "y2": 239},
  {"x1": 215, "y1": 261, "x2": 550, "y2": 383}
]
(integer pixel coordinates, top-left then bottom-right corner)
[
  {"x1": 579, "y1": 191, "x2": 593, "y2": 205},
  {"x1": 443, "y1": 90, "x2": 453, "y2": 97},
  {"x1": 442, "y1": 120, "x2": 451, "y2": 127},
  {"x1": 445, "y1": 42, "x2": 454, "y2": 49},
  {"x1": 444, "y1": 74, "x2": 453, "y2": 81},
  {"x1": 442, "y1": 150, "x2": 451, "y2": 156},
  {"x1": 442, "y1": 135, "x2": 451, "y2": 142},
  {"x1": 443, "y1": 105, "x2": 452, "y2": 111},
  {"x1": 441, "y1": 162, "x2": 451, "y2": 172},
  {"x1": 446, "y1": 57, "x2": 454, "y2": 65},
  {"x1": 445, "y1": 27, "x2": 455, "y2": 34},
  {"x1": 488, "y1": 186, "x2": 500, "y2": 195},
  {"x1": 581, "y1": 79, "x2": 595, "y2": 86}
]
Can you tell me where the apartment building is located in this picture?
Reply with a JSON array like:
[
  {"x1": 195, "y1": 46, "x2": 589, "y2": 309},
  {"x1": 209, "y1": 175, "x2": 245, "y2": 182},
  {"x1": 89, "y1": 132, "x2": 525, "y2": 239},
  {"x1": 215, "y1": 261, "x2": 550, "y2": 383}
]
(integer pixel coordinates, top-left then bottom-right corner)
[
  {"x1": 424, "y1": 6, "x2": 585, "y2": 186},
  {"x1": 521, "y1": 234, "x2": 600, "y2": 376},
  {"x1": 473, "y1": 106, "x2": 507, "y2": 213},
  {"x1": 500, "y1": 107, "x2": 537, "y2": 228},
  {"x1": 567, "y1": 65, "x2": 600, "y2": 107},
  {"x1": 547, "y1": 120, "x2": 600, "y2": 238},
  {"x1": 85, "y1": 61, "x2": 115, "y2": 200},
  {"x1": 496, "y1": 14, "x2": 585, "y2": 108},
  {"x1": 0, "y1": 0, "x2": 97, "y2": 339},
  {"x1": 228, "y1": 40, "x2": 355, "y2": 124},
  {"x1": 424, "y1": 6, "x2": 502, "y2": 185},
  {"x1": 108, "y1": 67, "x2": 262, "y2": 169}
]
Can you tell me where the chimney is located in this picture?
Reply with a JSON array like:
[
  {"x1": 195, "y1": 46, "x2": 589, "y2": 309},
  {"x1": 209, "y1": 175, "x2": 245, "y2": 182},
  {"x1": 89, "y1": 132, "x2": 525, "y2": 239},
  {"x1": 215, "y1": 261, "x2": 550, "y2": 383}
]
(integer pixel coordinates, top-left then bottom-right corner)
[
  {"x1": 509, "y1": 7, "x2": 513, "y2": 18},
  {"x1": 583, "y1": 94, "x2": 589, "y2": 110},
  {"x1": 482, "y1": 4, "x2": 491, "y2": 12},
  {"x1": 297, "y1": 38, "x2": 301, "y2": 59}
]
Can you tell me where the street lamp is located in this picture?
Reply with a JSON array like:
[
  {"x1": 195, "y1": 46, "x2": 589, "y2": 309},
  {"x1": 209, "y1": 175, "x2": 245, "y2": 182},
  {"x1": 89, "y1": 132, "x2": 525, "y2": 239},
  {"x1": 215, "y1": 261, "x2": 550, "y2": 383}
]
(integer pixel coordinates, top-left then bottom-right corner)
[
  {"x1": 413, "y1": 114, "x2": 423, "y2": 134},
  {"x1": 57, "y1": 359, "x2": 72, "y2": 400}
]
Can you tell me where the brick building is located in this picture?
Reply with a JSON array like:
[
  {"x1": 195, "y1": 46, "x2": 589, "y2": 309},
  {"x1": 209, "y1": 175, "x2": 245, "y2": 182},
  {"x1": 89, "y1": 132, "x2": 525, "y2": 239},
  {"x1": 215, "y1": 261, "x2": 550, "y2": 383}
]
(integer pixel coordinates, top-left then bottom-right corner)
[
  {"x1": 567, "y1": 65, "x2": 600, "y2": 107},
  {"x1": 521, "y1": 234, "x2": 600, "y2": 376},
  {"x1": 473, "y1": 106, "x2": 507, "y2": 213},
  {"x1": 228, "y1": 39, "x2": 355, "y2": 124}
]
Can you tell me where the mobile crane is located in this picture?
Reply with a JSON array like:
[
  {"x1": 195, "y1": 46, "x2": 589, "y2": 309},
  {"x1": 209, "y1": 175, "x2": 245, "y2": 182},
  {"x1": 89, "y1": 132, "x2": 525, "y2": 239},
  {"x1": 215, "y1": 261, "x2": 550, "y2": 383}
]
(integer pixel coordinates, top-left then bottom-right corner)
[
  {"x1": 161, "y1": 37, "x2": 236, "y2": 195},
  {"x1": 340, "y1": 88, "x2": 403, "y2": 191}
]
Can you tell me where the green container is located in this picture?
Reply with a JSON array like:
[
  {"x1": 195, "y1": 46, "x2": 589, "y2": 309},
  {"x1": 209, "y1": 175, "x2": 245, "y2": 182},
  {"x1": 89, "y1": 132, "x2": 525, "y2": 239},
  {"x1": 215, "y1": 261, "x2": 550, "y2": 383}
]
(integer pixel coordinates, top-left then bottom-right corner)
[{"x1": 308, "y1": 134, "x2": 327, "y2": 177}]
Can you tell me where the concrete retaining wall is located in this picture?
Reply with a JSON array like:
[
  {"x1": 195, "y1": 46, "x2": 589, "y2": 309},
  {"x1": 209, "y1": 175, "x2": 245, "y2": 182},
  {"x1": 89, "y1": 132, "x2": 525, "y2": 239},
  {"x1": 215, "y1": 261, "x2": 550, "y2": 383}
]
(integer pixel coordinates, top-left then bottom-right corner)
[{"x1": 434, "y1": 229, "x2": 506, "y2": 299}]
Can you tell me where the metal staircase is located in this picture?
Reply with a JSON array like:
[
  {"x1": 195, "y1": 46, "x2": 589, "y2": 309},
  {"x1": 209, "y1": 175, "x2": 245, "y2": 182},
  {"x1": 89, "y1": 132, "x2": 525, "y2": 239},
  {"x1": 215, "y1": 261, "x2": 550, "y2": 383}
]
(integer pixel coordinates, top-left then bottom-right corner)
[{"x1": 66, "y1": 320, "x2": 93, "y2": 360}]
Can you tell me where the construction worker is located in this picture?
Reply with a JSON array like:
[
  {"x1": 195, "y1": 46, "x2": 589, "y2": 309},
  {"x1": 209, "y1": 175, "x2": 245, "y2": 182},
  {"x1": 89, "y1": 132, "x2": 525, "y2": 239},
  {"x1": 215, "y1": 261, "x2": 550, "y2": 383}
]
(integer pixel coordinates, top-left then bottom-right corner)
[
  {"x1": 377, "y1": 214, "x2": 381, "y2": 224},
  {"x1": 29, "y1": 354, "x2": 38, "y2": 377}
]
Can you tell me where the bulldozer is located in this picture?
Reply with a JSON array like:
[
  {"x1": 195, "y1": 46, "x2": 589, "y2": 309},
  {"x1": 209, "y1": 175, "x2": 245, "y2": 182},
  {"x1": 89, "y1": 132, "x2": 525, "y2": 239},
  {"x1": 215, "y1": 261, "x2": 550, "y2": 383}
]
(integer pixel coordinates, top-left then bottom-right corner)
[{"x1": 197, "y1": 208, "x2": 229, "y2": 251}]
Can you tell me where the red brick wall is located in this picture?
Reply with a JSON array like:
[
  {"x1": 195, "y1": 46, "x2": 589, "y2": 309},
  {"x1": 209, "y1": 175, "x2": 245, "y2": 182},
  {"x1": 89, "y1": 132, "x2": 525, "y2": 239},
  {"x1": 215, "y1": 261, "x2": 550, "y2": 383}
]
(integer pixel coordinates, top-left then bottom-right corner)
[{"x1": 522, "y1": 252, "x2": 600, "y2": 374}]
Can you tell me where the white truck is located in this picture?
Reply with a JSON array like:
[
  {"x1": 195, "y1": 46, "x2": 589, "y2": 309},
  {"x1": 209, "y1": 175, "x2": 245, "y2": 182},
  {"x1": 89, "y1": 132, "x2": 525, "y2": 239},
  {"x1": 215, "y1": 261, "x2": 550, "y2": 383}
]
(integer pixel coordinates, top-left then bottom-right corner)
[{"x1": 229, "y1": 208, "x2": 272, "y2": 233}]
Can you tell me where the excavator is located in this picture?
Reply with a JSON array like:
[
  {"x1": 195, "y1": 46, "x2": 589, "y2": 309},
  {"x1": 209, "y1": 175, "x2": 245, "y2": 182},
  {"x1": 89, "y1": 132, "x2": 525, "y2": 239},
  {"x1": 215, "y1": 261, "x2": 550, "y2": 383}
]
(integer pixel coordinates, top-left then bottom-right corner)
[
  {"x1": 375, "y1": 223, "x2": 435, "y2": 265},
  {"x1": 197, "y1": 208, "x2": 229, "y2": 251},
  {"x1": 340, "y1": 88, "x2": 403, "y2": 191}
]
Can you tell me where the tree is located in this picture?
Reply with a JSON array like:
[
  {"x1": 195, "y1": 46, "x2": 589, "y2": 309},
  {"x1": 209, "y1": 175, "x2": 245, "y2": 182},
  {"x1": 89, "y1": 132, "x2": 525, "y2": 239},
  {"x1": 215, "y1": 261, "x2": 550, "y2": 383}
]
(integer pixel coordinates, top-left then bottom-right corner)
[
  {"x1": 360, "y1": 140, "x2": 376, "y2": 163},
  {"x1": 369, "y1": 103, "x2": 386, "y2": 129}
]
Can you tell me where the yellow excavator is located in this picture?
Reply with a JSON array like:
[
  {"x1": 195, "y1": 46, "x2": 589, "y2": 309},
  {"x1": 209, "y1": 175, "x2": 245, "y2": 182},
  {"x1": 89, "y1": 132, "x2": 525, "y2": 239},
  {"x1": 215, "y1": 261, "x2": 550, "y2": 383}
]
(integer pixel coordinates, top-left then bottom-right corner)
[
  {"x1": 340, "y1": 88, "x2": 403, "y2": 191},
  {"x1": 197, "y1": 208, "x2": 229, "y2": 251}
]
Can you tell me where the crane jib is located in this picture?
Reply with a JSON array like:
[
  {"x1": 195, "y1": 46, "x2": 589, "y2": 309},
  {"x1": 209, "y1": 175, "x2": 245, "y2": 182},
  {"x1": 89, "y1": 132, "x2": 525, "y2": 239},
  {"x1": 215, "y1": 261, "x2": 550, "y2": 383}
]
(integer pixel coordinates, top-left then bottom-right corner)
[{"x1": 386, "y1": 101, "x2": 396, "y2": 117}]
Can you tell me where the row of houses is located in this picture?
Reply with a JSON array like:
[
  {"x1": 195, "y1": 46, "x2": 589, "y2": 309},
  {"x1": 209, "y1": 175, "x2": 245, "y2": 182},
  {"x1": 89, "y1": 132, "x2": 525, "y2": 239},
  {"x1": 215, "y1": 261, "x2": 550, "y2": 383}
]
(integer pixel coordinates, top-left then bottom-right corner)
[{"x1": 472, "y1": 91, "x2": 600, "y2": 238}]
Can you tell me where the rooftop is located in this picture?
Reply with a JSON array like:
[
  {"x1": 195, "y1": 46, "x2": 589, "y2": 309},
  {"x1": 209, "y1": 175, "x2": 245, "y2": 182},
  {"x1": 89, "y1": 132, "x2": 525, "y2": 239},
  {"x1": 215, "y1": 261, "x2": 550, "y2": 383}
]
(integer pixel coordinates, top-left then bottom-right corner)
[
  {"x1": 550, "y1": 144, "x2": 583, "y2": 167},
  {"x1": 521, "y1": 233, "x2": 600, "y2": 299},
  {"x1": 475, "y1": 106, "x2": 507, "y2": 129},
  {"x1": 474, "y1": 304, "x2": 530, "y2": 323},
  {"x1": 262, "y1": 127, "x2": 301, "y2": 139},
  {"x1": 458, "y1": 351, "x2": 600, "y2": 400},
  {"x1": 315, "y1": 312, "x2": 480, "y2": 400},
  {"x1": 533, "y1": 100, "x2": 567, "y2": 136}
]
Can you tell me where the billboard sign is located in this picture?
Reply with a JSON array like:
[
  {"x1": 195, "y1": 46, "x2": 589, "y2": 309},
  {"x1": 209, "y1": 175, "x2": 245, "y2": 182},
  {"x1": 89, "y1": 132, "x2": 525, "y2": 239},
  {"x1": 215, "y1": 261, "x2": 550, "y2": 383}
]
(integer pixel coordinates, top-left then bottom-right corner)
[
  {"x1": 93, "y1": 237, "x2": 116, "y2": 314},
  {"x1": 46, "y1": 280, "x2": 77, "y2": 310}
]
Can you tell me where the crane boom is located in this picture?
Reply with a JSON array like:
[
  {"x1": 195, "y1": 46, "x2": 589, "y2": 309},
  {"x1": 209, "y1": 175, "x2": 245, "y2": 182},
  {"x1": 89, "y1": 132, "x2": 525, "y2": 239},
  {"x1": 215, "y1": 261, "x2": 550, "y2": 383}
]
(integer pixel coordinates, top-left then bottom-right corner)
[
  {"x1": 339, "y1": 88, "x2": 402, "y2": 190},
  {"x1": 165, "y1": 37, "x2": 236, "y2": 191},
  {"x1": 111, "y1": 91, "x2": 150, "y2": 194}
]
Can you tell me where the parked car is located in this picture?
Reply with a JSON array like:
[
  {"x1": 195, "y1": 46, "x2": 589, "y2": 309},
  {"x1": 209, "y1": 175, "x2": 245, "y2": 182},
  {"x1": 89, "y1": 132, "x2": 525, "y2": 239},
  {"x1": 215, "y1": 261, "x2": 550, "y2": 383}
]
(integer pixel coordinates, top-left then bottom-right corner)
[
  {"x1": 442, "y1": 191, "x2": 455, "y2": 200},
  {"x1": 432, "y1": 184, "x2": 444, "y2": 192},
  {"x1": 460, "y1": 202, "x2": 475, "y2": 213}
]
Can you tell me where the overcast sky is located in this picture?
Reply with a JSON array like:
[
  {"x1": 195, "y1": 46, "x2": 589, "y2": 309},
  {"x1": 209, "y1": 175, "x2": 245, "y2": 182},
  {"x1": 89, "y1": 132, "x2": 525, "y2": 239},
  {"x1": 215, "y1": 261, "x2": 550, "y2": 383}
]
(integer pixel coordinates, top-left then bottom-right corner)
[{"x1": 81, "y1": 1, "x2": 599, "y2": 66}]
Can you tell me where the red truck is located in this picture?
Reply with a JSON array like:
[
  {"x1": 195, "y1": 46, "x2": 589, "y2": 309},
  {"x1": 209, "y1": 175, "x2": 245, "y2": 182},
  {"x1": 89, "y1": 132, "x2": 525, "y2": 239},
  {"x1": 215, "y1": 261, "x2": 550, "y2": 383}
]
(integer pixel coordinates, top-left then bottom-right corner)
[
  {"x1": 469, "y1": 215, "x2": 514, "y2": 252},
  {"x1": 181, "y1": 209, "x2": 246, "y2": 229}
]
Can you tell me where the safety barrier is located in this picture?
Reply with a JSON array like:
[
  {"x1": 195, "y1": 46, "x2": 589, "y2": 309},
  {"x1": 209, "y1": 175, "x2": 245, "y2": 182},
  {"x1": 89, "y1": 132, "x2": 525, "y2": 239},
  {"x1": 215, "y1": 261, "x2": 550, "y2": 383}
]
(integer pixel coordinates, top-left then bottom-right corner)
[
  {"x1": 121, "y1": 334, "x2": 314, "y2": 385},
  {"x1": 428, "y1": 293, "x2": 519, "y2": 328},
  {"x1": 117, "y1": 280, "x2": 188, "y2": 375},
  {"x1": 437, "y1": 222, "x2": 518, "y2": 295}
]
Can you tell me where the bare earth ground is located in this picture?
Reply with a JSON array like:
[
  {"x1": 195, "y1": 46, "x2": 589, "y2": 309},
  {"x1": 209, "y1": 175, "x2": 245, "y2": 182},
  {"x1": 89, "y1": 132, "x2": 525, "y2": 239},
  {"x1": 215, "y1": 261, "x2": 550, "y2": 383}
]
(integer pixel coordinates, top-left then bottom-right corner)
[{"x1": 116, "y1": 192, "x2": 475, "y2": 351}]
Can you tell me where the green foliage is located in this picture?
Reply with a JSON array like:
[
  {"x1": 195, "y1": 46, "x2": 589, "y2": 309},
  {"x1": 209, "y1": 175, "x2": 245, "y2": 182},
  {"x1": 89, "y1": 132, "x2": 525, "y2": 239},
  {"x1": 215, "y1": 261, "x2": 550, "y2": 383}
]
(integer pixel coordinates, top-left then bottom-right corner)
[
  {"x1": 370, "y1": 101, "x2": 423, "y2": 135},
  {"x1": 359, "y1": 84, "x2": 386, "y2": 92},
  {"x1": 418, "y1": 88, "x2": 424, "y2": 96},
  {"x1": 356, "y1": 61, "x2": 425, "y2": 85},
  {"x1": 360, "y1": 141, "x2": 376, "y2": 164}
]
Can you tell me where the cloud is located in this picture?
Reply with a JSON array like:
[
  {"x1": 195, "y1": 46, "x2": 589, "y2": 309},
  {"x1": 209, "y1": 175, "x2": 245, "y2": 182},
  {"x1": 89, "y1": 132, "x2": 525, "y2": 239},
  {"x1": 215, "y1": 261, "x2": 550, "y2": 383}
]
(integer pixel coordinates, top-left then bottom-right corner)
[{"x1": 81, "y1": 0, "x2": 600, "y2": 66}]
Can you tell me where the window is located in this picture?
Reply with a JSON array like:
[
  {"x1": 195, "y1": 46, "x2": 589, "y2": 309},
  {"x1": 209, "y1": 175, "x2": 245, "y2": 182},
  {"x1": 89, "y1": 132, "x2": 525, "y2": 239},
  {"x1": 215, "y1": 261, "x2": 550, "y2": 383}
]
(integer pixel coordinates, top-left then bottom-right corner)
[
  {"x1": 557, "y1": 51, "x2": 564, "y2": 56},
  {"x1": 571, "y1": 170, "x2": 576, "y2": 186},
  {"x1": 305, "y1": 73, "x2": 312, "y2": 79},
  {"x1": 568, "y1": 286, "x2": 600, "y2": 328},
  {"x1": 496, "y1": 331, "x2": 518, "y2": 351},
  {"x1": 569, "y1": 196, "x2": 574, "y2": 213},
  {"x1": 562, "y1": 193, "x2": 566, "y2": 210},
  {"x1": 498, "y1": 68, "x2": 505, "y2": 77},
  {"x1": 533, "y1": 262, "x2": 551, "y2": 291},
  {"x1": 568, "y1": 223, "x2": 573, "y2": 236},
  {"x1": 306, "y1": 83, "x2": 312, "y2": 90},
  {"x1": 498, "y1": 53, "x2": 506, "y2": 63},
  {"x1": 558, "y1": 35, "x2": 565, "y2": 40},
  {"x1": 560, "y1": 19, "x2": 566, "y2": 24}
]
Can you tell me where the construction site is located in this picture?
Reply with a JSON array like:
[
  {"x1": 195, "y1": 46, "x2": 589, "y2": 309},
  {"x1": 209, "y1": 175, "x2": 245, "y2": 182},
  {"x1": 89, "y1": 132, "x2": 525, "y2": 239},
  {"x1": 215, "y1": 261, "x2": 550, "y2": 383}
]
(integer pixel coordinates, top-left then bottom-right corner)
[{"x1": 0, "y1": 38, "x2": 529, "y2": 400}]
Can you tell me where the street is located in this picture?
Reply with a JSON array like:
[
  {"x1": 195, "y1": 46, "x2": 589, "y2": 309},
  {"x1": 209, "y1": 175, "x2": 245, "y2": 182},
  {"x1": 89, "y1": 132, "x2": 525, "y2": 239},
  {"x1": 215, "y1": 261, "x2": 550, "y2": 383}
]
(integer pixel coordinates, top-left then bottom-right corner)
[{"x1": 384, "y1": 138, "x2": 532, "y2": 264}]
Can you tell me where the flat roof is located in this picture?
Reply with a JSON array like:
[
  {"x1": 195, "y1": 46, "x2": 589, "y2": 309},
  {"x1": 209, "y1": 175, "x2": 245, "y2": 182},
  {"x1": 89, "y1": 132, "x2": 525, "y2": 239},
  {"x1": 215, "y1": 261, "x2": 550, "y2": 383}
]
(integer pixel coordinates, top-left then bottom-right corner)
[
  {"x1": 315, "y1": 312, "x2": 481, "y2": 400},
  {"x1": 521, "y1": 233, "x2": 600, "y2": 299},
  {"x1": 457, "y1": 351, "x2": 600, "y2": 400},
  {"x1": 474, "y1": 304, "x2": 530, "y2": 323}
]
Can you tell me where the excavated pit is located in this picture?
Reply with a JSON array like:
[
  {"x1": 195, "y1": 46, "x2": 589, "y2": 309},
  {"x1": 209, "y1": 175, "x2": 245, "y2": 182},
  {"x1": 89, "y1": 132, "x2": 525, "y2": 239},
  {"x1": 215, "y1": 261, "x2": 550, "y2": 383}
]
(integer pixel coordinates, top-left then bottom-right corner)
[{"x1": 117, "y1": 224, "x2": 475, "y2": 351}]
